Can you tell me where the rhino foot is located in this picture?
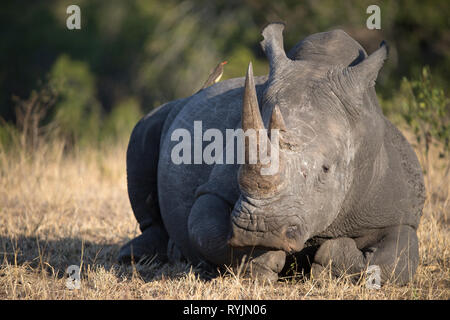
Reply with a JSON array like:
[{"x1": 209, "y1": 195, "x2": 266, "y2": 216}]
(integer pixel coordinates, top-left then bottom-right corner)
[
  {"x1": 310, "y1": 263, "x2": 327, "y2": 279},
  {"x1": 167, "y1": 238, "x2": 184, "y2": 263},
  {"x1": 238, "y1": 250, "x2": 286, "y2": 282},
  {"x1": 311, "y1": 226, "x2": 419, "y2": 286},
  {"x1": 118, "y1": 225, "x2": 169, "y2": 264}
]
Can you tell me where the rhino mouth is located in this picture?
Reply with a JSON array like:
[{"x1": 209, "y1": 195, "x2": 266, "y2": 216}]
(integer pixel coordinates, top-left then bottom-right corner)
[{"x1": 228, "y1": 207, "x2": 306, "y2": 253}]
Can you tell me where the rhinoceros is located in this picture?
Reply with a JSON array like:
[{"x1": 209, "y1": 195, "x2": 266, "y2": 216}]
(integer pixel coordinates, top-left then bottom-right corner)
[{"x1": 119, "y1": 23, "x2": 425, "y2": 285}]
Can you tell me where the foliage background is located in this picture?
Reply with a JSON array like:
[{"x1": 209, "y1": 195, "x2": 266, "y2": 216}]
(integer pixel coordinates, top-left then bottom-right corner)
[{"x1": 0, "y1": 0, "x2": 449, "y2": 144}]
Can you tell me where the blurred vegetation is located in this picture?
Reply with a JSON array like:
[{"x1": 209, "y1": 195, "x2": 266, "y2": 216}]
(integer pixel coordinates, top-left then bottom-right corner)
[
  {"x1": 49, "y1": 54, "x2": 102, "y2": 147},
  {"x1": 401, "y1": 67, "x2": 449, "y2": 155},
  {"x1": 400, "y1": 67, "x2": 449, "y2": 182},
  {"x1": 0, "y1": 0, "x2": 448, "y2": 152}
]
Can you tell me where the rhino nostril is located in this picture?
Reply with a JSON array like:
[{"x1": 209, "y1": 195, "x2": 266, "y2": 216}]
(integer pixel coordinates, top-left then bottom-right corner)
[{"x1": 300, "y1": 165, "x2": 308, "y2": 179}]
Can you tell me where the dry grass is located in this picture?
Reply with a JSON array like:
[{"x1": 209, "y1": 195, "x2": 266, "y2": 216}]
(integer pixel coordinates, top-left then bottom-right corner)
[{"x1": 0, "y1": 132, "x2": 448, "y2": 300}]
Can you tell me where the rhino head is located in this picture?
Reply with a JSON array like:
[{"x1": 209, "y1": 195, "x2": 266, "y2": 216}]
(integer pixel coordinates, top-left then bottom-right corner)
[{"x1": 228, "y1": 23, "x2": 388, "y2": 253}]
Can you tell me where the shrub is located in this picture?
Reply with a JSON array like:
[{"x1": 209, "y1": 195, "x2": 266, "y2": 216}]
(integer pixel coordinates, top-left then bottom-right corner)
[
  {"x1": 401, "y1": 67, "x2": 449, "y2": 158},
  {"x1": 101, "y1": 97, "x2": 142, "y2": 143},
  {"x1": 49, "y1": 54, "x2": 102, "y2": 148}
]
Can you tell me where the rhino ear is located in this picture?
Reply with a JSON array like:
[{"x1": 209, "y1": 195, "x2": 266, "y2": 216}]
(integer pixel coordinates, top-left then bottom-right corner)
[
  {"x1": 346, "y1": 41, "x2": 388, "y2": 90},
  {"x1": 260, "y1": 22, "x2": 290, "y2": 76},
  {"x1": 327, "y1": 42, "x2": 388, "y2": 120}
]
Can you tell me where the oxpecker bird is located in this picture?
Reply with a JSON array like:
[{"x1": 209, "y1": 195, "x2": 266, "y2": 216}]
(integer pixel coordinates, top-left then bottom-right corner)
[{"x1": 200, "y1": 61, "x2": 228, "y2": 90}]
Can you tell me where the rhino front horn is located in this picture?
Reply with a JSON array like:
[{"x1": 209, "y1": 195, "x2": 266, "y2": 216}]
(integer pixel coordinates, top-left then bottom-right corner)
[
  {"x1": 241, "y1": 62, "x2": 265, "y2": 134},
  {"x1": 238, "y1": 62, "x2": 285, "y2": 198}
]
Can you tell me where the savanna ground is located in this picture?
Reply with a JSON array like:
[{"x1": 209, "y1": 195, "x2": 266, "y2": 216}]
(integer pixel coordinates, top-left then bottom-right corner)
[{"x1": 0, "y1": 128, "x2": 448, "y2": 300}]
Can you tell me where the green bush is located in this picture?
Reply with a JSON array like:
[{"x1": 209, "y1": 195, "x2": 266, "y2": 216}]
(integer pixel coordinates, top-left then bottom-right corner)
[
  {"x1": 101, "y1": 97, "x2": 142, "y2": 143},
  {"x1": 0, "y1": 121, "x2": 18, "y2": 150},
  {"x1": 49, "y1": 54, "x2": 101, "y2": 147},
  {"x1": 400, "y1": 67, "x2": 449, "y2": 157}
]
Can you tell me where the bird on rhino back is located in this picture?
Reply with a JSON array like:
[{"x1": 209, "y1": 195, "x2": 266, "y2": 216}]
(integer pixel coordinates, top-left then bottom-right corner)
[{"x1": 119, "y1": 23, "x2": 425, "y2": 286}]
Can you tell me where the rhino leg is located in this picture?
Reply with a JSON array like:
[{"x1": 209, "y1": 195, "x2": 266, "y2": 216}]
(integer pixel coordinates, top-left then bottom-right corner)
[
  {"x1": 118, "y1": 103, "x2": 173, "y2": 264},
  {"x1": 363, "y1": 225, "x2": 419, "y2": 285},
  {"x1": 311, "y1": 225, "x2": 419, "y2": 286},
  {"x1": 311, "y1": 237, "x2": 366, "y2": 280},
  {"x1": 118, "y1": 225, "x2": 169, "y2": 264},
  {"x1": 188, "y1": 193, "x2": 286, "y2": 281}
]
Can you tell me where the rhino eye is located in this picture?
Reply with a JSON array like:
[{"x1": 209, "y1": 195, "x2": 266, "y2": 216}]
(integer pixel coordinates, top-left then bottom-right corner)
[
  {"x1": 285, "y1": 225, "x2": 298, "y2": 239},
  {"x1": 322, "y1": 165, "x2": 330, "y2": 173}
]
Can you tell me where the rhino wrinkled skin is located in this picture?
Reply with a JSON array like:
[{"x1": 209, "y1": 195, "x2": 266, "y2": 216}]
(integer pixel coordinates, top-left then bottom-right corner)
[{"x1": 119, "y1": 23, "x2": 425, "y2": 285}]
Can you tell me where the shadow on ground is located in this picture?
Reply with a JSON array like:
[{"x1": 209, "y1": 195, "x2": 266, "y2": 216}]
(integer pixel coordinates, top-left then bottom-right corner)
[
  {"x1": 1, "y1": 235, "x2": 122, "y2": 277},
  {"x1": 0, "y1": 235, "x2": 319, "y2": 283},
  {"x1": 0, "y1": 235, "x2": 215, "y2": 282}
]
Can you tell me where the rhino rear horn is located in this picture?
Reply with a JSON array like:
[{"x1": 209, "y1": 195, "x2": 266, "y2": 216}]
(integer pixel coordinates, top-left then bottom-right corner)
[{"x1": 269, "y1": 105, "x2": 286, "y2": 132}]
